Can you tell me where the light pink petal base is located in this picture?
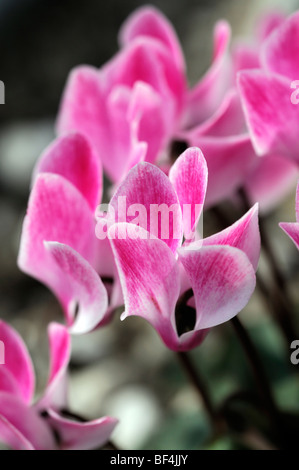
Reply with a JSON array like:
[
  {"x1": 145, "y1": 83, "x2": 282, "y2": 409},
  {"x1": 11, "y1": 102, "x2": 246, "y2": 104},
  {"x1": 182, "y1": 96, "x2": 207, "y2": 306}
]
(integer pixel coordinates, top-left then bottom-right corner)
[
  {"x1": 0, "y1": 321, "x2": 35, "y2": 404},
  {"x1": 46, "y1": 410, "x2": 118, "y2": 450},
  {"x1": 44, "y1": 243, "x2": 109, "y2": 333},
  {"x1": 179, "y1": 245, "x2": 256, "y2": 330},
  {"x1": 0, "y1": 393, "x2": 56, "y2": 450}
]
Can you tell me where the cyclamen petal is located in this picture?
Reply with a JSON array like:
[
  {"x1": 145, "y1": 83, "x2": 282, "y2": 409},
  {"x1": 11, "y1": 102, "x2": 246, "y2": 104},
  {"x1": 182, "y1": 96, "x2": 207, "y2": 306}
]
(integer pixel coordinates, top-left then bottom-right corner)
[
  {"x1": 280, "y1": 222, "x2": 299, "y2": 249},
  {"x1": 184, "y1": 20, "x2": 232, "y2": 127},
  {"x1": 202, "y1": 203, "x2": 260, "y2": 271},
  {"x1": 44, "y1": 243, "x2": 109, "y2": 334},
  {"x1": 279, "y1": 181, "x2": 299, "y2": 249},
  {"x1": 127, "y1": 81, "x2": 168, "y2": 165},
  {"x1": 18, "y1": 173, "x2": 97, "y2": 304},
  {"x1": 178, "y1": 245, "x2": 256, "y2": 330},
  {"x1": 0, "y1": 393, "x2": 57, "y2": 450},
  {"x1": 238, "y1": 70, "x2": 299, "y2": 163},
  {"x1": 119, "y1": 5, "x2": 185, "y2": 72},
  {"x1": 33, "y1": 132, "x2": 103, "y2": 212},
  {"x1": 109, "y1": 162, "x2": 183, "y2": 253},
  {"x1": 169, "y1": 147, "x2": 208, "y2": 238},
  {"x1": 190, "y1": 135, "x2": 256, "y2": 208},
  {"x1": 38, "y1": 323, "x2": 71, "y2": 411},
  {"x1": 0, "y1": 414, "x2": 34, "y2": 450},
  {"x1": 109, "y1": 223, "x2": 181, "y2": 350},
  {"x1": 261, "y1": 11, "x2": 299, "y2": 79},
  {"x1": 46, "y1": 410, "x2": 118, "y2": 451},
  {"x1": 245, "y1": 154, "x2": 298, "y2": 214},
  {"x1": 0, "y1": 321, "x2": 35, "y2": 404}
]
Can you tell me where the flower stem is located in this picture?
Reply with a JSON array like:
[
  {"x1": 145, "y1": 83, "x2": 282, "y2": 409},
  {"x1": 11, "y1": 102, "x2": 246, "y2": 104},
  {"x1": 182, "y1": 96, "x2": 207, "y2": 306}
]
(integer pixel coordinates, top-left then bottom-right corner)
[
  {"x1": 176, "y1": 351, "x2": 222, "y2": 433},
  {"x1": 230, "y1": 316, "x2": 283, "y2": 441}
]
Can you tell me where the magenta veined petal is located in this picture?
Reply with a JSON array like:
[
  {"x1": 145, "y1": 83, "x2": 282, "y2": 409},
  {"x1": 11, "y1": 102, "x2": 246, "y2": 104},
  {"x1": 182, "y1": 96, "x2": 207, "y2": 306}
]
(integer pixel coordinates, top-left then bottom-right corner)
[
  {"x1": 180, "y1": 90, "x2": 246, "y2": 139},
  {"x1": 169, "y1": 147, "x2": 208, "y2": 239},
  {"x1": 178, "y1": 245, "x2": 256, "y2": 330},
  {"x1": 46, "y1": 410, "x2": 118, "y2": 450},
  {"x1": 279, "y1": 181, "x2": 299, "y2": 249},
  {"x1": 188, "y1": 134, "x2": 256, "y2": 208},
  {"x1": 257, "y1": 11, "x2": 286, "y2": 42},
  {"x1": 280, "y1": 222, "x2": 299, "y2": 250},
  {"x1": 44, "y1": 242, "x2": 109, "y2": 334},
  {"x1": 119, "y1": 5, "x2": 185, "y2": 72},
  {"x1": 238, "y1": 70, "x2": 299, "y2": 163},
  {"x1": 261, "y1": 11, "x2": 299, "y2": 80},
  {"x1": 0, "y1": 393, "x2": 57, "y2": 450},
  {"x1": 183, "y1": 20, "x2": 232, "y2": 127},
  {"x1": 37, "y1": 323, "x2": 71, "y2": 411},
  {"x1": 109, "y1": 162, "x2": 183, "y2": 253},
  {"x1": 202, "y1": 203, "x2": 260, "y2": 271},
  {"x1": 33, "y1": 132, "x2": 103, "y2": 212},
  {"x1": 245, "y1": 154, "x2": 298, "y2": 214},
  {"x1": 0, "y1": 321, "x2": 35, "y2": 405},
  {"x1": 108, "y1": 223, "x2": 181, "y2": 349},
  {"x1": 0, "y1": 413, "x2": 35, "y2": 450},
  {"x1": 18, "y1": 172, "x2": 97, "y2": 300}
]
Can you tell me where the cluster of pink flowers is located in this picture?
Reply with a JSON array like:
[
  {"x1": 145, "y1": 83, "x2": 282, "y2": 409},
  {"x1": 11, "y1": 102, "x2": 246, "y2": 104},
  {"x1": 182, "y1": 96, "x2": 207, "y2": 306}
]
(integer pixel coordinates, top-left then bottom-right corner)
[{"x1": 1, "y1": 6, "x2": 299, "y2": 450}]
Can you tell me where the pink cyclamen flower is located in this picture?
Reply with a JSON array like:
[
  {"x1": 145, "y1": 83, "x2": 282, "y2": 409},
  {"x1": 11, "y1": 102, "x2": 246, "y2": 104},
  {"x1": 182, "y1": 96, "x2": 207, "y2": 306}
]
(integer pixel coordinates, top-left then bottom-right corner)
[
  {"x1": 18, "y1": 132, "x2": 122, "y2": 334},
  {"x1": 238, "y1": 10, "x2": 299, "y2": 166},
  {"x1": 106, "y1": 147, "x2": 260, "y2": 351},
  {"x1": 279, "y1": 181, "x2": 299, "y2": 249},
  {"x1": 55, "y1": 6, "x2": 254, "y2": 208},
  {"x1": 126, "y1": 7, "x2": 298, "y2": 212},
  {"x1": 0, "y1": 321, "x2": 117, "y2": 450},
  {"x1": 56, "y1": 5, "x2": 298, "y2": 213},
  {"x1": 56, "y1": 7, "x2": 186, "y2": 183},
  {"x1": 179, "y1": 9, "x2": 297, "y2": 213}
]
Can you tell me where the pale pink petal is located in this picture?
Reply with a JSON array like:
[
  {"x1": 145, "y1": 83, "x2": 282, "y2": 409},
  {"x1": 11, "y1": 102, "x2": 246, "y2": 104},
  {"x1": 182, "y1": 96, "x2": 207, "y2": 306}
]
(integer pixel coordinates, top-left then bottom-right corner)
[
  {"x1": 0, "y1": 321, "x2": 34, "y2": 404},
  {"x1": 279, "y1": 222, "x2": 299, "y2": 249},
  {"x1": 245, "y1": 154, "x2": 298, "y2": 214},
  {"x1": 109, "y1": 162, "x2": 183, "y2": 253},
  {"x1": 0, "y1": 393, "x2": 56, "y2": 450},
  {"x1": 44, "y1": 242, "x2": 109, "y2": 333},
  {"x1": 202, "y1": 204, "x2": 260, "y2": 271},
  {"x1": 0, "y1": 414, "x2": 34, "y2": 450},
  {"x1": 257, "y1": 11, "x2": 286, "y2": 41},
  {"x1": 0, "y1": 368, "x2": 22, "y2": 398},
  {"x1": 238, "y1": 70, "x2": 299, "y2": 163},
  {"x1": 37, "y1": 323, "x2": 70, "y2": 412},
  {"x1": 56, "y1": 66, "x2": 111, "y2": 170},
  {"x1": 178, "y1": 245, "x2": 256, "y2": 329},
  {"x1": 232, "y1": 42, "x2": 260, "y2": 75},
  {"x1": 56, "y1": 40, "x2": 184, "y2": 183},
  {"x1": 119, "y1": 5, "x2": 185, "y2": 71},
  {"x1": 101, "y1": 37, "x2": 185, "y2": 116},
  {"x1": 128, "y1": 81, "x2": 168, "y2": 165},
  {"x1": 105, "y1": 84, "x2": 147, "y2": 181},
  {"x1": 18, "y1": 173, "x2": 97, "y2": 305},
  {"x1": 109, "y1": 223, "x2": 181, "y2": 350},
  {"x1": 183, "y1": 21, "x2": 232, "y2": 127},
  {"x1": 181, "y1": 90, "x2": 246, "y2": 138},
  {"x1": 261, "y1": 11, "x2": 299, "y2": 79},
  {"x1": 169, "y1": 147, "x2": 208, "y2": 238},
  {"x1": 296, "y1": 181, "x2": 299, "y2": 222},
  {"x1": 279, "y1": 181, "x2": 299, "y2": 249},
  {"x1": 33, "y1": 132, "x2": 103, "y2": 211},
  {"x1": 56, "y1": 67, "x2": 142, "y2": 184},
  {"x1": 185, "y1": 135, "x2": 256, "y2": 207},
  {"x1": 46, "y1": 410, "x2": 118, "y2": 450}
]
